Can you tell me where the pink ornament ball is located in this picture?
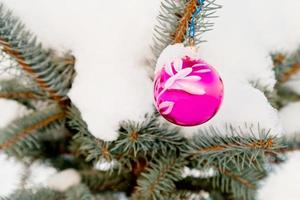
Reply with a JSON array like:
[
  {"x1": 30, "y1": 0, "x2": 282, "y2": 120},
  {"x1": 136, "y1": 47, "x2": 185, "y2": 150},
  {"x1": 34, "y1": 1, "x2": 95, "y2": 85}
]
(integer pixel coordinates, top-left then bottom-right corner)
[{"x1": 153, "y1": 56, "x2": 224, "y2": 126}]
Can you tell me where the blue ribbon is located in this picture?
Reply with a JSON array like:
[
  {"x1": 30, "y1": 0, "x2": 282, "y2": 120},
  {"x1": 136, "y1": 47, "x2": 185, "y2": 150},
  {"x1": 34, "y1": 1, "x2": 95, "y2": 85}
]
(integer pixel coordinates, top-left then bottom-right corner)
[{"x1": 188, "y1": 0, "x2": 205, "y2": 40}]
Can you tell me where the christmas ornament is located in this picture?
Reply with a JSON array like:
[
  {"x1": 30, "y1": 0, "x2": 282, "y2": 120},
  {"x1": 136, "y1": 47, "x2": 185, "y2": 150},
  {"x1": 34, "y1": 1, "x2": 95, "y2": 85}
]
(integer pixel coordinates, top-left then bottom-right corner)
[{"x1": 153, "y1": 45, "x2": 224, "y2": 126}]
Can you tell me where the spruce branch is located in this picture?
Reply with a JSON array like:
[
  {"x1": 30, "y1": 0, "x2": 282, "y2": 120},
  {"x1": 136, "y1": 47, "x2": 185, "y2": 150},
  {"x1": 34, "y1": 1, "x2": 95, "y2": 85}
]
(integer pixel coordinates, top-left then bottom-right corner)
[
  {"x1": 272, "y1": 48, "x2": 300, "y2": 83},
  {"x1": 216, "y1": 168, "x2": 255, "y2": 190},
  {"x1": 0, "y1": 5, "x2": 76, "y2": 102},
  {"x1": 185, "y1": 125, "x2": 282, "y2": 170},
  {"x1": 275, "y1": 134, "x2": 300, "y2": 156},
  {"x1": 0, "y1": 90, "x2": 40, "y2": 99},
  {"x1": 80, "y1": 169, "x2": 133, "y2": 193},
  {"x1": 0, "y1": 103, "x2": 65, "y2": 157},
  {"x1": 68, "y1": 107, "x2": 185, "y2": 171},
  {"x1": 67, "y1": 105, "x2": 113, "y2": 163},
  {"x1": 211, "y1": 167, "x2": 265, "y2": 200},
  {"x1": 4, "y1": 184, "x2": 95, "y2": 200},
  {"x1": 68, "y1": 104, "x2": 282, "y2": 200},
  {"x1": 65, "y1": 184, "x2": 95, "y2": 200},
  {"x1": 280, "y1": 63, "x2": 300, "y2": 83},
  {"x1": 0, "y1": 79, "x2": 46, "y2": 109},
  {"x1": 111, "y1": 113, "x2": 186, "y2": 159},
  {"x1": 94, "y1": 194, "x2": 126, "y2": 200},
  {"x1": 132, "y1": 156, "x2": 186, "y2": 200},
  {"x1": 176, "y1": 176, "x2": 220, "y2": 194},
  {"x1": 267, "y1": 47, "x2": 300, "y2": 108},
  {"x1": 6, "y1": 188, "x2": 64, "y2": 200},
  {"x1": 177, "y1": 168, "x2": 264, "y2": 200},
  {"x1": 152, "y1": 0, "x2": 220, "y2": 64}
]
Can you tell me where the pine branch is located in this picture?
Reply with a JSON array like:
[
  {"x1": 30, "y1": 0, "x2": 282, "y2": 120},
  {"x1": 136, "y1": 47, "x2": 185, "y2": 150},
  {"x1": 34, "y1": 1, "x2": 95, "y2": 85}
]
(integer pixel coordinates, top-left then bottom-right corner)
[
  {"x1": 281, "y1": 63, "x2": 300, "y2": 83},
  {"x1": 264, "y1": 87, "x2": 300, "y2": 110},
  {"x1": 68, "y1": 103, "x2": 282, "y2": 199},
  {"x1": 177, "y1": 167, "x2": 264, "y2": 200},
  {"x1": 68, "y1": 108, "x2": 187, "y2": 173},
  {"x1": 189, "y1": 138, "x2": 273, "y2": 154},
  {"x1": 68, "y1": 104, "x2": 282, "y2": 199},
  {"x1": 65, "y1": 184, "x2": 95, "y2": 200},
  {"x1": 132, "y1": 156, "x2": 186, "y2": 200},
  {"x1": 212, "y1": 167, "x2": 265, "y2": 200},
  {"x1": 267, "y1": 47, "x2": 300, "y2": 108},
  {"x1": 94, "y1": 194, "x2": 126, "y2": 200},
  {"x1": 272, "y1": 48, "x2": 300, "y2": 83},
  {"x1": 67, "y1": 105, "x2": 113, "y2": 163},
  {"x1": 111, "y1": 112, "x2": 186, "y2": 161},
  {"x1": 275, "y1": 134, "x2": 300, "y2": 155},
  {"x1": 185, "y1": 125, "x2": 282, "y2": 170},
  {"x1": 217, "y1": 168, "x2": 255, "y2": 190},
  {"x1": 0, "y1": 5, "x2": 76, "y2": 102},
  {"x1": 0, "y1": 79, "x2": 46, "y2": 109},
  {"x1": 152, "y1": 0, "x2": 220, "y2": 64},
  {"x1": 176, "y1": 177, "x2": 233, "y2": 200},
  {"x1": 80, "y1": 169, "x2": 133, "y2": 193},
  {"x1": 5, "y1": 185, "x2": 95, "y2": 200},
  {"x1": 0, "y1": 91, "x2": 40, "y2": 99},
  {"x1": 6, "y1": 188, "x2": 64, "y2": 200},
  {"x1": 0, "y1": 103, "x2": 65, "y2": 157}
]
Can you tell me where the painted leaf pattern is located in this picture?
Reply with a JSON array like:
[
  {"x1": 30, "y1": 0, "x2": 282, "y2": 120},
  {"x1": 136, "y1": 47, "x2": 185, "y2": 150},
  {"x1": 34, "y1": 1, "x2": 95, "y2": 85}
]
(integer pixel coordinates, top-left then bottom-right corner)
[{"x1": 157, "y1": 58, "x2": 211, "y2": 115}]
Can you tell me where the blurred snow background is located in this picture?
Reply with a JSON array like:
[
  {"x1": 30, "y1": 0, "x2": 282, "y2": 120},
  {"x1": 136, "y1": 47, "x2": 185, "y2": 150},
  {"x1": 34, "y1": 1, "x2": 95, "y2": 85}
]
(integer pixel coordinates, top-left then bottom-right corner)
[{"x1": 0, "y1": 0, "x2": 300, "y2": 198}]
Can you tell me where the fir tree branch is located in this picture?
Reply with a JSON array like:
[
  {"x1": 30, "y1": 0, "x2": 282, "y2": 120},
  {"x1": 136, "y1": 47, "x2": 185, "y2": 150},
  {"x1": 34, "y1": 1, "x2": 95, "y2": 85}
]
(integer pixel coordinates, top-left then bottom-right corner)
[
  {"x1": 267, "y1": 47, "x2": 300, "y2": 108},
  {"x1": 68, "y1": 106, "x2": 185, "y2": 172},
  {"x1": 0, "y1": 79, "x2": 46, "y2": 101},
  {"x1": 178, "y1": 168, "x2": 264, "y2": 200},
  {"x1": 276, "y1": 135, "x2": 300, "y2": 155},
  {"x1": 0, "y1": 104, "x2": 65, "y2": 157},
  {"x1": 152, "y1": 0, "x2": 220, "y2": 64},
  {"x1": 272, "y1": 47, "x2": 300, "y2": 83},
  {"x1": 6, "y1": 188, "x2": 64, "y2": 200},
  {"x1": 65, "y1": 184, "x2": 95, "y2": 200},
  {"x1": 218, "y1": 168, "x2": 255, "y2": 189},
  {"x1": 190, "y1": 138, "x2": 274, "y2": 155},
  {"x1": 185, "y1": 126, "x2": 282, "y2": 171},
  {"x1": 80, "y1": 169, "x2": 133, "y2": 193},
  {"x1": 67, "y1": 105, "x2": 113, "y2": 163},
  {"x1": 132, "y1": 156, "x2": 185, "y2": 200},
  {"x1": 212, "y1": 167, "x2": 265, "y2": 200},
  {"x1": 5, "y1": 185, "x2": 95, "y2": 200},
  {"x1": 111, "y1": 113, "x2": 186, "y2": 159},
  {"x1": 281, "y1": 63, "x2": 300, "y2": 83},
  {"x1": 0, "y1": 91, "x2": 39, "y2": 99},
  {"x1": 176, "y1": 177, "x2": 235, "y2": 200},
  {"x1": 0, "y1": 79, "x2": 48, "y2": 109},
  {"x1": 0, "y1": 111, "x2": 64, "y2": 150},
  {"x1": 0, "y1": 5, "x2": 76, "y2": 102}
]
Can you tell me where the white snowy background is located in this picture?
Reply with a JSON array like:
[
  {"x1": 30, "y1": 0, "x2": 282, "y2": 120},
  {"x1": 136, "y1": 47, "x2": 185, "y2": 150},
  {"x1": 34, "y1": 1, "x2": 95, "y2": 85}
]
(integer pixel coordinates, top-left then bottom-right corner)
[{"x1": 0, "y1": 0, "x2": 300, "y2": 199}]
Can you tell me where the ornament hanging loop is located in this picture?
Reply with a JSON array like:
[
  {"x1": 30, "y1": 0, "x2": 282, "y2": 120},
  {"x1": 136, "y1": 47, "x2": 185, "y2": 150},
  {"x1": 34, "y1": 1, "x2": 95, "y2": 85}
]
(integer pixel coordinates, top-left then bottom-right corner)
[{"x1": 187, "y1": 0, "x2": 205, "y2": 47}]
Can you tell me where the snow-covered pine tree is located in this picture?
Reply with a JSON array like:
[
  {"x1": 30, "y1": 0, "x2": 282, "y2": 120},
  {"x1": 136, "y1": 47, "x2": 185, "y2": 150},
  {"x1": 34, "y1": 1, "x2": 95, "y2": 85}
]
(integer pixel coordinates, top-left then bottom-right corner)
[{"x1": 0, "y1": 0, "x2": 299, "y2": 199}]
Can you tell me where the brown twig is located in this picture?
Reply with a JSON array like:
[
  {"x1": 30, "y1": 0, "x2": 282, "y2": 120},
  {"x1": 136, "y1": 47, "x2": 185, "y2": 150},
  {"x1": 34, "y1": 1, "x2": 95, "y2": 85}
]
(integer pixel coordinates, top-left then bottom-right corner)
[
  {"x1": 0, "y1": 91, "x2": 41, "y2": 99},
  {"x1": 219, "y1": 168, "x2": 255, "y2": 189},
  {"x1": 147, "y1": 158, "x2": 177, "y2": 193},
  {"x1": 173, "y1": 0, "x2": 198, "y2": 44},
  {"x1": 191, "y1": 138, "x2": 274, "y2": 155},
  {"x1": 272, "y1": 53, "x2": 285, "y2": 66},
  {"x1": 0, "y1": 37, "x2": 63, "y2": 102},
  {"x1": 281, "y1": 63, "x2": 300, "y2": 83},
  {"x1": 0, "y1": 111, "x2": 65, "y2": 150},
  {"x1": 279, "y1": 146, "x2": 300, "y2": 153}
]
